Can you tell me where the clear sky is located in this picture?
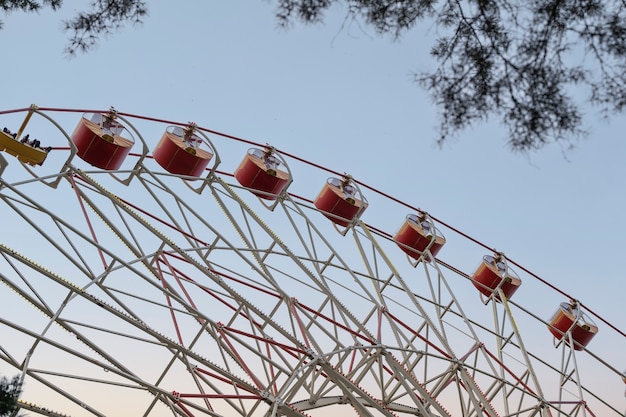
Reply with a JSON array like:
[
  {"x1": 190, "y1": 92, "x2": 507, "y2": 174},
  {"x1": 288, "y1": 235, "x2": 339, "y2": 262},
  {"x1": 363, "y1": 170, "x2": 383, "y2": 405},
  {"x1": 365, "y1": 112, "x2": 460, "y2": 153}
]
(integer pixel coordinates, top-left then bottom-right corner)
[{"x1": 0, "y1": 1, "x2": 624, "y2": 416}]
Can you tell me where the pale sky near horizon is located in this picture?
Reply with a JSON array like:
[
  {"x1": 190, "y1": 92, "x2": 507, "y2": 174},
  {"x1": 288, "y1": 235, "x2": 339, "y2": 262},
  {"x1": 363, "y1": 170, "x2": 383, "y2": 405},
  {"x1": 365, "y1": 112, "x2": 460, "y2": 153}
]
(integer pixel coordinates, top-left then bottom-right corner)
[{"x1": 0, "y1": 1, "x2": 624, "y2": 415}]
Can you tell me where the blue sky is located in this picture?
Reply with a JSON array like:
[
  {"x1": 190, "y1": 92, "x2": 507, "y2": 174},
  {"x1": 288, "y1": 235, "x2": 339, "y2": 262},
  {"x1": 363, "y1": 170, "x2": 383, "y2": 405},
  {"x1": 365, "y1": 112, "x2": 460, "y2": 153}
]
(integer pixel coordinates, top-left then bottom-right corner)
[{"x1": 0, "y1": 1, "x2": 624, "y2": 415}]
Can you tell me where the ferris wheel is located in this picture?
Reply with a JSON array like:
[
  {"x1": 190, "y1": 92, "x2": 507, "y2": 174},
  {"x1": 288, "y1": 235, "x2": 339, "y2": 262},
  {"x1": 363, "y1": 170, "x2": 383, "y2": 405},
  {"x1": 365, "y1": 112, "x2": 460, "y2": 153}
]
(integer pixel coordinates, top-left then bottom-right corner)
[{"x1": 0, "y1": 105, "x2": 623, "y2": 417}]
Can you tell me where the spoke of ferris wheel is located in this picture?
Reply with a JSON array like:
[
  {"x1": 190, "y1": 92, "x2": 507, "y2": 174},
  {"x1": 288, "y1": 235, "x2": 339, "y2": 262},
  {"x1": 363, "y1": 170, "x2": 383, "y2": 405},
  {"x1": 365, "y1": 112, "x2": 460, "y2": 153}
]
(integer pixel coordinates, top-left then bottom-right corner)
[
  {"x1": 210, "y1": 176, "x2": 379, "y2": 338},
  {"x1": 71, "y1": 169, "x2": 366, "y2": 406},
  {"x1": 0, "y1": 172, "x2": 286, "y2": 413},
  {"x1": 74, "y1": 171, "x2": 311, "y2": 353},
  {"x1": 70, "y1": 171, "x2": 312, "y2": 384},
  {"x1": 210, "y1": 180, "x2": 518, "y2": 416},
  {"x1": 85, "y1": 168, "x2": 446, "y2": 406},
  {"x1": 1, "y1": 107, "x2": 622, "y2": 416},
  {"x1": 205, "y1": 179, "x2": 468, "y2": 412},
  {"x1": 362, "y1": 219, "x2": 600, "y2": 416},
  {"x1": 496, "y1": 291, "x2": 548, "y2": 408},
  {"x1": 356, "y1": 222, "x2": 510, "y2": 415},
  {"x1": 353, "y1": 225, "x2": 557, "y2": 415},
  {"x1": 0, "y1": 257, "x2": 267, "y2": 416},
  {"x1": 0, "y1": 311, "x2": 192, "y2": 416},
  {"x1": 0, "y1": 168, "x2": 576, "y2": 412},
  {"x1": 218, "y1": 188, "x2": 512, "y2": 412}
]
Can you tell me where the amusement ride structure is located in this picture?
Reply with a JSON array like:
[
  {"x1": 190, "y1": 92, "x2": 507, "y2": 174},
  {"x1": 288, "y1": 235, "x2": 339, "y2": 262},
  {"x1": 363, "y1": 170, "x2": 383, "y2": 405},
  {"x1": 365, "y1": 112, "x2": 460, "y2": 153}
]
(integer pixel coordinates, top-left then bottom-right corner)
[{"x1": 0, "y1": 105, "x2": 623, "y2": 417}]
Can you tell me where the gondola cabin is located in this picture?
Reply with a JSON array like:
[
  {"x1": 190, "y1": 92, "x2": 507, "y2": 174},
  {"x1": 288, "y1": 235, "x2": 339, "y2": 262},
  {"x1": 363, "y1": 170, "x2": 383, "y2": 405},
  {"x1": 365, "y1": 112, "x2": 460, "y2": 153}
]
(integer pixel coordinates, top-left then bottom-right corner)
[
  {"x1": 471, "y1": 255, "x2": 521, "y2": 301},
  {"x1": 314, "y1": 177, "x2": 366, "y2": 227},
  {"x1": 71, "y1": 113, "x2": 134, "y2": 170},
  {"x1": 394, "y1": 214, "x2": 445, "y2": 260},
  {"x1": 0, "y1": 130, "x2": 49, "y2": 166},
  {"x1": 548, "y1": 301, "x2": 598, "y2": 350},
  {"x1": 234, "y1": 148, "x2": 290, "y2": 200},
  {"x1": 153, "y1": 126, "x2": 213, "y2": 177}
]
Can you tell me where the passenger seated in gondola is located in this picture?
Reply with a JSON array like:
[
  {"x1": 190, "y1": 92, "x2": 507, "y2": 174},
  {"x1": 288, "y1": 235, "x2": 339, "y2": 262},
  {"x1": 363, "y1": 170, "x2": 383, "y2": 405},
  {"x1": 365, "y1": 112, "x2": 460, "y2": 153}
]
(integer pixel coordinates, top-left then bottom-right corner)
[
  {"x1": 408, "y1": 213, "x2": 434, "y2": 239},
  {"x1": 420, "y1": 220, "x2": 433, "y2": 238},
  {"x1": 340, "y1": 175, "x2": 356, "y2": 205},
  {"x1": 262, "y1": 147, "x2": 279, "y2": 176},
  {"x1": 101, "y1": 106, "x2": 117, "y2": 142},
  {"x1": 17, "y1": 135, "x2": 48, "y2": 151},
  {"x1": 182, "y1": 122, "x2": 199, "y2": 154},
  {"x1": 183, "y1": 133, "x2": 193, "y2": 148},
  {"x1": 3, "y1": 127, "x2": 19, "y2": 140},
  {"x1": 102, "y1": 118, "x2": 113, "y2": 134}
]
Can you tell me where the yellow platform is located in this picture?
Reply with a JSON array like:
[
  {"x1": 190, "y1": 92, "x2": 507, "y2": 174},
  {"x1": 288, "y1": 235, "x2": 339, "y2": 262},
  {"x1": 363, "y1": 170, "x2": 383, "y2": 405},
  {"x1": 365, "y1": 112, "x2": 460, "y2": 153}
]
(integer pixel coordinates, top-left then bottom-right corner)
[{"x1": 0, "y1": 131, "x2": 48, "y2": 166}]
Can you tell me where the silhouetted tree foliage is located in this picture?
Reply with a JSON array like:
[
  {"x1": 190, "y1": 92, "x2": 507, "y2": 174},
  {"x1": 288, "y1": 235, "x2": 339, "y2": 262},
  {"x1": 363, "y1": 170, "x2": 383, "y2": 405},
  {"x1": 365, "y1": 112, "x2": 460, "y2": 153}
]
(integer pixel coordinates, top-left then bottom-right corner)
[
  {"x1": 0, "y1": 0, "x2": 147, "y2": 55},
  {"x1": 2, "y1": 0, "x2": 626, "y2": 152},
  {"x1": 0, "y1": 374, "x2": 23, "y2": 417},
  {"x1": 274, "y1": 0, "x2": 626, "y2": 152}
]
